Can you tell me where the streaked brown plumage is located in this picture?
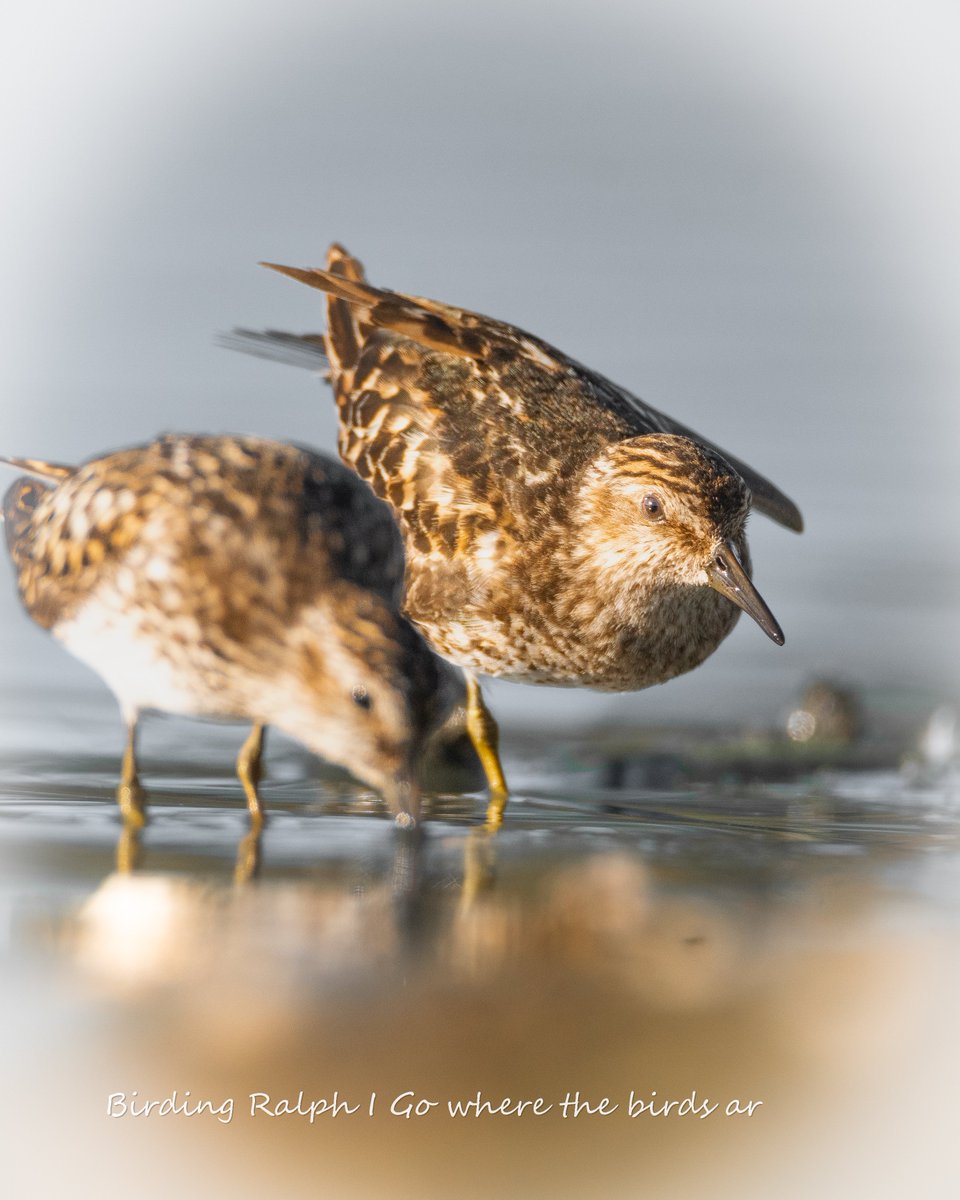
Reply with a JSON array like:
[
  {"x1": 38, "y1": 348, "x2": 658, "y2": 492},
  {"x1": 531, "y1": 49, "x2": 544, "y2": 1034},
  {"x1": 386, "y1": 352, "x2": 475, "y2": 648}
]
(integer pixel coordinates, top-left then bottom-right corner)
[
  {"x1": 2, "y1": 434, "x2": 460, "y2": 828},
  {"x1": 243, "y1": 245, "x2": 798, "y2": 700}
]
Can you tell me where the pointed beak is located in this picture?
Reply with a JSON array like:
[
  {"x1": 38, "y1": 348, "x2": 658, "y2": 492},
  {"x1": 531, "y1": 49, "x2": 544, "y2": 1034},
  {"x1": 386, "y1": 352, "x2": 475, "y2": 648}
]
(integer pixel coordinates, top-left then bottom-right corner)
[
  {"x1": 384, "y1": 767, "x2": 421, "y2": 829},
  {"x1": 705, "y1": 540, "x2": 785, "y2": 646}
]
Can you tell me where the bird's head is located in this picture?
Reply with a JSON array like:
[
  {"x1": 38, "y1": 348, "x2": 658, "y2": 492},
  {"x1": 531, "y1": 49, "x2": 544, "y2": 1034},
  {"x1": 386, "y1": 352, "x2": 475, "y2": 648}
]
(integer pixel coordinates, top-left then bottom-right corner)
[
  {"x1": 290, "y1": 588, "x2": 461, "y2": 825},
  {"x1": 573, "y1": 433, "x2": 784, "y2": 644}
]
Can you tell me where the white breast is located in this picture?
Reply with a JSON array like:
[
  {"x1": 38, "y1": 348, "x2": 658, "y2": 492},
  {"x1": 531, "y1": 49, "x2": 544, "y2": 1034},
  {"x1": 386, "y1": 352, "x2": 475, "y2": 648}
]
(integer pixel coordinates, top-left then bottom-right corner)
[{"x1": 55, "y1": 589, "x2": 211, "y2": 722}]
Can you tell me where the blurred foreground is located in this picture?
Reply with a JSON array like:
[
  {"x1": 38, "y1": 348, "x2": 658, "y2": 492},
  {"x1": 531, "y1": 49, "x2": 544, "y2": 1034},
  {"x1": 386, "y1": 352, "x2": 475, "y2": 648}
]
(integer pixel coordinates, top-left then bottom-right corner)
[{"x1": 0, "y1": 689, "x2": 958, "y2": 1199}]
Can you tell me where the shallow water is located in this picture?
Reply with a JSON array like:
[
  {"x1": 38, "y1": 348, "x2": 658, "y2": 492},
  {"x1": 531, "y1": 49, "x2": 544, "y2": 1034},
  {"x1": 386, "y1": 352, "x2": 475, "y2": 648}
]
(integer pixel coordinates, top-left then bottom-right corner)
[{"x1": 1, "y1": 683, "x2": 957, "y2": 1200}]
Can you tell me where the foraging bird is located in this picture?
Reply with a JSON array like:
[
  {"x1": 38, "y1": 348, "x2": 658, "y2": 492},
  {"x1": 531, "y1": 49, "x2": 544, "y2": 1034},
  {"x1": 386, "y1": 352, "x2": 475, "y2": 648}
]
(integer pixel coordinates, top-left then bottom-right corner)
[
  {"x1": 231, "y1": 245, "x2": 802, "y2": 817},
  {"x1": 2, "y1": 434, "x2": 459, "y2": 829}
]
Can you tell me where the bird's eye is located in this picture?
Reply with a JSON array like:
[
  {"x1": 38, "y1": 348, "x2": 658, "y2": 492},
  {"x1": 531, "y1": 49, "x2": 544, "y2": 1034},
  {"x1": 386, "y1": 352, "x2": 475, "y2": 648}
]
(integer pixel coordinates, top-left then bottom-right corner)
[
  {"x1": 642, "y1": 494, "x2": 664, "y2": 520},
  {"x1": 352, "y1": 686, "x2": 372, "y2": 710}
]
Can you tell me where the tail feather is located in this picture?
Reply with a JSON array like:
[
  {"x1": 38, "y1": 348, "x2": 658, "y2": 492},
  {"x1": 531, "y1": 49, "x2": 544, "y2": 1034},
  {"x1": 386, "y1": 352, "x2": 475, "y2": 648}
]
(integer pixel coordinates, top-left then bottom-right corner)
[
  {"x1": 216, "y1": 328, "x2": 330, "y2": 372},
  {"x1": 0, "y1": 455, "x2": 73, "y2": 481},
  {"x1": 261, "y1": 260, "x2": 381, "y2": 311},
  {"x1": 261, "y1": 257, "x2": 477, "y2": 363},
  {"x1": 261, "y1": 244, "x2": 386, "y2": 386}
]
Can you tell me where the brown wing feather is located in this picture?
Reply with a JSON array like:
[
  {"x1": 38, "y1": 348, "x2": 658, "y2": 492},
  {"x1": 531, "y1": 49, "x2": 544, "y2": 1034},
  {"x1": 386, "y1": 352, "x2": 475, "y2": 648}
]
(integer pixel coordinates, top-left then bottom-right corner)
[
  {"x1": 263, "y1": 257, "x2": 625, "y2": 533},
  {"x1": 4, "y1": 436, "x2": 406, "y2": 633},
  {"x1": 262, "y1": 255, "x2": 803, "y2": 533}
]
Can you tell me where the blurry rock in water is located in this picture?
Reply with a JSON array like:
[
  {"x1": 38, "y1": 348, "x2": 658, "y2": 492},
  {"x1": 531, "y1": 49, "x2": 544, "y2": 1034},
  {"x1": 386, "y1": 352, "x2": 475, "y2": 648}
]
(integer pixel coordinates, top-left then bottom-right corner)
[
  {"x1": 918, "y1": 705, "x2": 957, "y2": 770},
  {"x1": 785, "y1": 679, "x2": 863, "y2": 745},
  {"x1": 601, "y1": 752, "x2": 686, "y2": 792},
  {"x1": 901, "y1": 704, "x2": 958, "y2": 785}
]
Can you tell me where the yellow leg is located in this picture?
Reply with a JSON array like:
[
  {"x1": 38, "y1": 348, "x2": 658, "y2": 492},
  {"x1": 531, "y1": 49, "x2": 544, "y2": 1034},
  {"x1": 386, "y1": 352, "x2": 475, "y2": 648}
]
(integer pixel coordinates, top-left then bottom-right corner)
[
  {"x1": 233, "y1": 826, "x2": 263, "y2": 885},
  {"x1": 236, "y1": 722, "x2": 266, "y2": 831},
  {"x1": 116, "y1": 718, "x2": 146, "y2": 830},
  {"x1": 464, "y1": 673, "x2": 509, "y2": 829},
  {"x1": 115, "y1": 824, "x2": 143, "y2": 874}
]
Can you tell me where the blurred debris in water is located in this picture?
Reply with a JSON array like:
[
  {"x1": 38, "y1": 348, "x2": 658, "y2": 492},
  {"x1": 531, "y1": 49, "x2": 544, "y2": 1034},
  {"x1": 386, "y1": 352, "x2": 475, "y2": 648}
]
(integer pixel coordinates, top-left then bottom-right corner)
[{"x1": 586, "y1": 678, "x2": 960, "y2": 794}]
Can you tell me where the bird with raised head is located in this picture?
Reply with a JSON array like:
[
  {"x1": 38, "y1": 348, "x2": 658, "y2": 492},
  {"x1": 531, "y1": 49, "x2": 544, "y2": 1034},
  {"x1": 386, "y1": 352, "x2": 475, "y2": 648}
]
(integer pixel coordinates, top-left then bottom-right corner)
[{"x1": 230, "y1": 245, "x2": 803, "y2": 822}]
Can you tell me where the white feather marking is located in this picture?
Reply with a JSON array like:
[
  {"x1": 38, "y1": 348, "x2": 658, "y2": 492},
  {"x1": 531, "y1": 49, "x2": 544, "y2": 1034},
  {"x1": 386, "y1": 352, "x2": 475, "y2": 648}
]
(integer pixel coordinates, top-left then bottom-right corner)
[
  {"x1": 399, "y1": 433, "x2": 429, "y2": 484},
  {"x1": 520, "y1": 338, "x2": 560, "y2": 370},
  {"x1": 171, "y1": 441, "x2": 192, "y2": 476},
  {"x1": 145, "y1": 559, "x2": 173, "y2": 586},
  {"x1": 68, "y1": 508, "x2": 91, "y2": 540},
  {"x1": 89, "y1": 490, "x2": 115, "y2": 521},
  {"x1": 385, "y1": 411, "x2": 414, "y2": 433},
  {"x1": 431, "y1": 483, "x2": 457, "y2": 507},
  {"x1": 472, "y1": 530, "x2": 502, "y2": 573}
]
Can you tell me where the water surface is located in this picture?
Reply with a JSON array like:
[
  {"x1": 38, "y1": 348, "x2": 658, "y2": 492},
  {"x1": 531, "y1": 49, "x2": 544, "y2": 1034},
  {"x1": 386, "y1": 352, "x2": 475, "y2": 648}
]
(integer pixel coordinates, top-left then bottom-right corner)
[{"x1": 1, "y1": 685, "x2": 957, "y2": 1199}]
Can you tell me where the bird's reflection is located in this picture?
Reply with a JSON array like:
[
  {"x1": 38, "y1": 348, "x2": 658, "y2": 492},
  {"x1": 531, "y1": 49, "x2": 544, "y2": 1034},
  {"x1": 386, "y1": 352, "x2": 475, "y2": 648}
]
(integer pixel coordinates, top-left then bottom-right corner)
[
  {"x1": 110, "y1": 784, "x2": 488, "y2": 890},
  {"x1": 90, "y1": 775, "x2": 951, "y2": 1014},
  {"x1": 51, "y1": 776, "x2": 951, "y2": 1093},
  {"x1": 20, "y1": 780, "x2": 956, "y2": 1200},
  {"x1": 113, "y1": 810, "x2": 265, "y2": 882},
  {"x1": 90, "y1": 792, "x2": 506, "y2": 1006}
]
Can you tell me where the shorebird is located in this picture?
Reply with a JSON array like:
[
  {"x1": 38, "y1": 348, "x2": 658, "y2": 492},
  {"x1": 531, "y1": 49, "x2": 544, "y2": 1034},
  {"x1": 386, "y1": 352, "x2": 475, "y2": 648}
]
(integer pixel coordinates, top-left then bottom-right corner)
[
  {"x1": 2, "y1": 434, "x2": 460, "y2": 831},
  {"x1": 231, "y1": 245, "x2": 803, "y2": 820}
]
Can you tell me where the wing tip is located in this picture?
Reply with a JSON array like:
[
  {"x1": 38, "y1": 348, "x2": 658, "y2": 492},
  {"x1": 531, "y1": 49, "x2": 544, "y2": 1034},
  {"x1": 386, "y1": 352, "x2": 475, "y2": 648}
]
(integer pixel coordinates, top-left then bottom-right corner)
[{"x1": 755, "y1": 489, "x2": 804, "y2": 533}]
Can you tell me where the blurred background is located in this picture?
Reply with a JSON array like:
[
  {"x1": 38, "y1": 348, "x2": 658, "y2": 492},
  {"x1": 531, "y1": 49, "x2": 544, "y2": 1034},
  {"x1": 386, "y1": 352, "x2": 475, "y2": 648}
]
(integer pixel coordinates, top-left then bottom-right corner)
[
  {"x1": 1, "y1": 2, "x2": 958, "y2": 1198},
  {"x1": 1, "y1": 0, "x2": 957, "y2": 729}
]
